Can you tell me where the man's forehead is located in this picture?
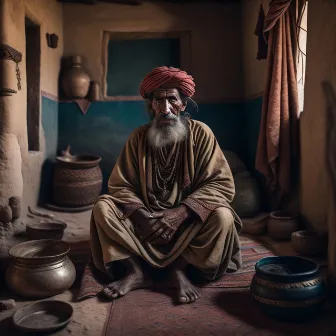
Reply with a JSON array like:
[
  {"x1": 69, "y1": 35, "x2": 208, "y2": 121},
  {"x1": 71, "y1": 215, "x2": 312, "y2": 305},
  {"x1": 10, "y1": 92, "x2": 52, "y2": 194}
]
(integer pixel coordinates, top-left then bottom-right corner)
[{"x1": 152, "y1": 88, "x2": 180, "y2": 97}]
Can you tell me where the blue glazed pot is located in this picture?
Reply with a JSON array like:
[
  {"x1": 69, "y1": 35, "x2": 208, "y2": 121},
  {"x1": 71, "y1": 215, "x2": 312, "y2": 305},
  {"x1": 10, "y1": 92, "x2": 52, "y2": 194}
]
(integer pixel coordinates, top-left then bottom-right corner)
[{"x1": 250, "y1": 256, "x2": 326, "y2": 321}]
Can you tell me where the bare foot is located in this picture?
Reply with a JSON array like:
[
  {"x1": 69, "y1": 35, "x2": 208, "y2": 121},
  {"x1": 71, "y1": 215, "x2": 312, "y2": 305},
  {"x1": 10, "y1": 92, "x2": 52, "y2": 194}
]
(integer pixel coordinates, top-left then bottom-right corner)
[
  {"x1": 169, "y1": 268, "x2": 201, "y2": 304},
  {"x1": 102, "y1": 258, "x2": 152, "y2": 300}
]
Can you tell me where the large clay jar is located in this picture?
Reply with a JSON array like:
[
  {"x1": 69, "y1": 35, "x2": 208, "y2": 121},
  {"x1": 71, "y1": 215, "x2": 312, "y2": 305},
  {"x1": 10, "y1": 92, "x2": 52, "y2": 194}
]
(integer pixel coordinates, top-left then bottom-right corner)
[
  {"x1": 223, "y1": 150, "x2": 261, "y2": 217},
  {"x1": 62, "y1": 56, "x2": 90, "y2": 99},
  {"x1": 250, "y1": 256, "x2": 326, "y2": 321},
  {"x1": 53, "y1": 147, "x2": 103, "y2": 207},
  {"x1": 231, "y1": 171, "x2": 261, "y2": 218},
  {"x1": 6, "y1": 240, "x2": 76, "y2": 299},
  {"x1": 268, "y1": 211, "x2": 299, "y2": 240}
]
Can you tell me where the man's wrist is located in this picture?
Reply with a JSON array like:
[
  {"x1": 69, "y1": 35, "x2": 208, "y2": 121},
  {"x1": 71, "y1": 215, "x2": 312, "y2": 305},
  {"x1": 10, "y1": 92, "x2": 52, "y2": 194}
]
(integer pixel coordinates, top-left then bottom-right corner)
[
  {"x1": 130, "y1": 207, "x2": 147, "y2": 221},
  {"x1": 179, "y1": 204, "x2": 193, "y2": 219}
]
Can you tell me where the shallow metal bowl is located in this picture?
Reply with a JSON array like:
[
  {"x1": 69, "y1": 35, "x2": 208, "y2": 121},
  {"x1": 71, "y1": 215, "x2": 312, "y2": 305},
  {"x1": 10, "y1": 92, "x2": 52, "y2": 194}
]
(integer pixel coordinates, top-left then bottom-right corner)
[{"x1": 12, "y1": 300, "x2": 73, "y2": 333}]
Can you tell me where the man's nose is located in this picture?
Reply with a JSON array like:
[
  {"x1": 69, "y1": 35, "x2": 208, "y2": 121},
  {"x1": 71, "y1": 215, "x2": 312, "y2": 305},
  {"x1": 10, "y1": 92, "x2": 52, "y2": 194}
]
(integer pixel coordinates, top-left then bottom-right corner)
[{"x1": 160, "y1": 100, "x2": 170, "y2": 115}]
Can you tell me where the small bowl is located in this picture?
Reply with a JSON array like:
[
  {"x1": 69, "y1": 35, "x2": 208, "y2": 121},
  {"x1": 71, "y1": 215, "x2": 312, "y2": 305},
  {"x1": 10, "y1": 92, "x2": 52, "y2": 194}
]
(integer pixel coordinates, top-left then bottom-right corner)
[
  {"x1": 291, "y1": 230, "x2": 328, "y2": 256},
  {"x1": 13, "y1": 300, "x2": 73, "y2": 333},
  {"x1": 268, "y1": 211, "x2": 299, "y2": 240},
  {"x1": 26, "y1": 222, "x2": 67, "y2": 241}
]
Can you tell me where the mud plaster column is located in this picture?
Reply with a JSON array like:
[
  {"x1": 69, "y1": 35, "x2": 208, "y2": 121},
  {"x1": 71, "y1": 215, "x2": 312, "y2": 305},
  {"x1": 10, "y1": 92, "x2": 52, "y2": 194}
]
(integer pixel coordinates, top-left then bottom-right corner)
[
  {"x1": 0, "y1": 0, "x2": 24, "y2": 278},
  {"x1": 0, "y1": 0, "x2": 23, "y2": 206}
]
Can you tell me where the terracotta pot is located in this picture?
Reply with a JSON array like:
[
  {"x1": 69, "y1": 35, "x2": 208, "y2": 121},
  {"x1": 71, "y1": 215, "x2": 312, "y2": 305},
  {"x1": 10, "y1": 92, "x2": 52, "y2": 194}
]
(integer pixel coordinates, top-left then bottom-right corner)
[
  {"x1": 62, "y1": 56, "x2": 90, "y2": 99},
  {"x1": 268, "y1": 211, "x2": 299, "y2": 240},
  {"x1": 291, "y1": 230, "x2": 328, "y2": 256}
]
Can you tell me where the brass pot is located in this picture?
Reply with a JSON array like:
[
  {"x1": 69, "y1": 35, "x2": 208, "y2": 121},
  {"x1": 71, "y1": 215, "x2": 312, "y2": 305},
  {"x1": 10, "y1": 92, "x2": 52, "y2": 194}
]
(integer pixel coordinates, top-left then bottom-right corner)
[
  {"x1": 5, "y1": 240, "x2": 76, "y2": 299},
  {"x1": 62, "y1": 56, "x2": 90, "y2": 99}
]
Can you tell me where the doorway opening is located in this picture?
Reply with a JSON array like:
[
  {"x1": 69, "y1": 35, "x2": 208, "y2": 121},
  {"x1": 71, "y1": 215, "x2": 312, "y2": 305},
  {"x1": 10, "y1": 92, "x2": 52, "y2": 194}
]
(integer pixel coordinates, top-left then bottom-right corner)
[{"x1": 25, "y1": 15, "x2": 41, "y2": 152}]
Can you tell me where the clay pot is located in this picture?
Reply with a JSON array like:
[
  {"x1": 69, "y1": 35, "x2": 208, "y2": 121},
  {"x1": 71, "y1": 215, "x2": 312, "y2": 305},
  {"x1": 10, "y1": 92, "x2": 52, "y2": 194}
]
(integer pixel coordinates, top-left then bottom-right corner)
[
  {"x1": 9, "y1": 196, "x2": 22, "y2": 220},
  {"x1": 223, "y1": 151, "x2": 261, "y2": 218},
  {"x1": 88, "y1": 81, "x2": 100, "y2": 101},
  {"x1": 291, "y1": 230, "x2": 328, "y2": 257},
  {"x1": 268, "y1": 211, "x2": 299, "y2": 240},
  {"x1": 231, "y1": 171, "x2": 261, "y2": 218},
  {"x1": 0, "y1": 205, "x2": 12, "y2": 223},
  {"x1": 241, "y1": 213, "x2": 268, "y2": 236},
  {"x1": 62, "y1": 56, "x2": 90, "y2": 99}
]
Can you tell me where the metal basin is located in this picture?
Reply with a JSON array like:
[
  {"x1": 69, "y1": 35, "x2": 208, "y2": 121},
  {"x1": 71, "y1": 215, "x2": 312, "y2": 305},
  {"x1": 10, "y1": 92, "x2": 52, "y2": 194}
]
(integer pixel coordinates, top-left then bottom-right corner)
[{"x1": 6, "y1": 240, "x2": 76, "y2": 299}]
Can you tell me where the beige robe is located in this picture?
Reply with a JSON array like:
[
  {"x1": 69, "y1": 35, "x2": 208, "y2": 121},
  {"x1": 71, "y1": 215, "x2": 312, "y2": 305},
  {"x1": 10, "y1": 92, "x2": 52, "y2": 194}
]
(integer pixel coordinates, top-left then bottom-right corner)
[{"x1": 91, "y1": 119, "x2": 242, "y2": 280}]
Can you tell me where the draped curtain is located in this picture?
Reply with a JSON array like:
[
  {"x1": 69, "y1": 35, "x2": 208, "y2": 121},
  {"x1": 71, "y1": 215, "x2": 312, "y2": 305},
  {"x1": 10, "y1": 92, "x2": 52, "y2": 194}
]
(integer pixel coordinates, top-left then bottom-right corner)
[{"x1": 255, "y1": 0, "x2": 304, "y2": 210}]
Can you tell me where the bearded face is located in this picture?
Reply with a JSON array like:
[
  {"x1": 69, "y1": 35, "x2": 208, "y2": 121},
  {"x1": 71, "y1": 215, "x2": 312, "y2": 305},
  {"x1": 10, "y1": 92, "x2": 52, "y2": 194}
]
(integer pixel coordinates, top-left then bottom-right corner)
[{"x1": 147, "y1": 88, "x2": 188, "y2": 148}]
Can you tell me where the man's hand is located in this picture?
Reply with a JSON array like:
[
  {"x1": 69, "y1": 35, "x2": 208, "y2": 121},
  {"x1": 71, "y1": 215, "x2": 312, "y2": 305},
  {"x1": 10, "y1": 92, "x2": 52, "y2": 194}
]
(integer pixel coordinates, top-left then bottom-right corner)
[
  {"x1": 145, "y1": 205, "x2": 192, "y2": 245},
  {"x1": 130, "y1": 208, "x2": 164, "y2": 241}
]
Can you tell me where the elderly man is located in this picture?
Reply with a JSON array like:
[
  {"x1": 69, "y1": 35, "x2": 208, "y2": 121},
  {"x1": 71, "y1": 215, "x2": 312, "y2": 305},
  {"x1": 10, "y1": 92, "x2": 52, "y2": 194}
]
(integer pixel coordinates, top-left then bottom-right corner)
[{"x1": 91, "y1": 66, "x2": 242, "y2": 304}]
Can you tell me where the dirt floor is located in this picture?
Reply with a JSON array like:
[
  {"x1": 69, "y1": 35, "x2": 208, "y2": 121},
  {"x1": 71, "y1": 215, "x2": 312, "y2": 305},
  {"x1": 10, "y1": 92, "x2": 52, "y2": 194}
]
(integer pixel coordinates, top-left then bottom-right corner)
[{"x1": 0, "y1": 207, "x2": 328, "y2": 335}]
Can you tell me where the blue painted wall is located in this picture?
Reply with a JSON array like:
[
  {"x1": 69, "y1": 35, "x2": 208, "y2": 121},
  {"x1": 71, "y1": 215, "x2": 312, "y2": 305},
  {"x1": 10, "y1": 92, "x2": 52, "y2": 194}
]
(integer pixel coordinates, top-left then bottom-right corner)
[
  {"x1": 40, "y1": 96, "x2": 59, "y2": 204},
  {"x1": 39, "y1": 95, "x2": 262, "y2": 199},
  {"x1": 56, "y1": 98, "x2": 262, "y2": 193}
]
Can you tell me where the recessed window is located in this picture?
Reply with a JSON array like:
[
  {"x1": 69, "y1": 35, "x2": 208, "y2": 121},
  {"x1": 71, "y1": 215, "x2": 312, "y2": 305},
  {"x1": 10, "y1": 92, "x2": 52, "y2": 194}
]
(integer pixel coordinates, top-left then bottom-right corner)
[{"x1": 102, "y1": 31, "x2": 190, "y2": 99}]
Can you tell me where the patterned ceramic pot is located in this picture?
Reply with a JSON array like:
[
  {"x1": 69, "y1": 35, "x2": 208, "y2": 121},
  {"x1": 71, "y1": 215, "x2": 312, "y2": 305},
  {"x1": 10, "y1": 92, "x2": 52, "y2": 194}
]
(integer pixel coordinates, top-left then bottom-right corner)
[
  {"x1": 53, "y1": 154, "x2": 102, "y2": 207},
  {"x1": 250, "y1": 256, "x2": 326, "y2": 321}
]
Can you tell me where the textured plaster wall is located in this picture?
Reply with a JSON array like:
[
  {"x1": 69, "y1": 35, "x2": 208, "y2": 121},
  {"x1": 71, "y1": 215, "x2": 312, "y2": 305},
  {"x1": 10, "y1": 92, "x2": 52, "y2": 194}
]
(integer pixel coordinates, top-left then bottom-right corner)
[
  {"x1": 241, "y1": 0, "x2": 267, "y2": 99},
  {"x1": 62, "y1": 1, "x2": 243, "y2": 102},
  {"x1": 300, "y1": 0, "x2": 336, "y2": 231},
  {"x1": 0, "y1": 0, "x2": 63, "y2": 213},
  {"x1": 240, "y1": 0, "x2": 267, "y2": 172}
]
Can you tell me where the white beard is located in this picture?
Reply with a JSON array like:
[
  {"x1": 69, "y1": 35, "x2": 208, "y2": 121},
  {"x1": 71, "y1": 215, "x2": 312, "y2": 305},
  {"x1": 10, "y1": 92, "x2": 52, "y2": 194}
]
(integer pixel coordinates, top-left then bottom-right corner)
[{"x1": 147, "y1": 115, "x2": 188, "y2": 148}]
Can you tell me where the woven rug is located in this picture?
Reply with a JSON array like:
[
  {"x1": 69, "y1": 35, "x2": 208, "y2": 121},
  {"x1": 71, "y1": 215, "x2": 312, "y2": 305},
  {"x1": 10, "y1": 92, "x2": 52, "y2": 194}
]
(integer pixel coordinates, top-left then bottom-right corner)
[{"x1": 77, "y1": 236, "x2": 274, "y2": 301}]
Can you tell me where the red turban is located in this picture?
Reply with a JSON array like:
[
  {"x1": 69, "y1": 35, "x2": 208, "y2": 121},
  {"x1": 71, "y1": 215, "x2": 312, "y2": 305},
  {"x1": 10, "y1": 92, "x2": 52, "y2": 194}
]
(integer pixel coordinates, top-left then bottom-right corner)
[{"x1": 139, "y1": 66, "x2": 195, "y2": 99}]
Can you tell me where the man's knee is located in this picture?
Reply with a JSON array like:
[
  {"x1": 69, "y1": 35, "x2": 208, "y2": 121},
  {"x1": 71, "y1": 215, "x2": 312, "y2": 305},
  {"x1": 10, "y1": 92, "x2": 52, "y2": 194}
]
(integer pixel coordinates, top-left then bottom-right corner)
[
  {"x1": 209, "y1": 207, "x2": 234, "y2": 231},
  {"x1": 92, "y1": 197, "x2": 118, "y2": 222},
  {"x1": 92, "y1": 199, "x2": 105, "y2": 219}
]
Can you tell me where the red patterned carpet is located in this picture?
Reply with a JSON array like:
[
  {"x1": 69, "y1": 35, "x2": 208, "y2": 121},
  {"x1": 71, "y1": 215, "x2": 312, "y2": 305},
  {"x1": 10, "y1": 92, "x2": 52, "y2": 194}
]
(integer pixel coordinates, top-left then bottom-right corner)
[
  {"x1": 77, "y1": 236, "x2": 274, "y2": 300},
  {"x1": 76, "y1": 236, "x2": 334, "y2": 336},
  {"x1": 103, "y1": 289, "x2": 333, "y2": 336}
]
